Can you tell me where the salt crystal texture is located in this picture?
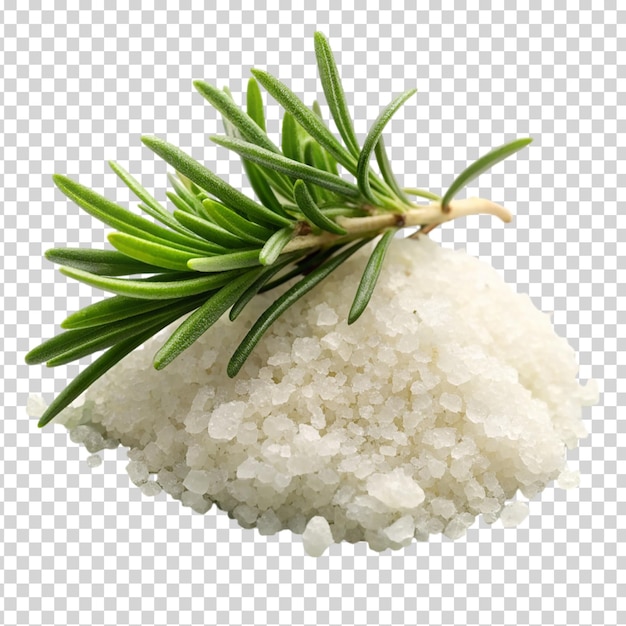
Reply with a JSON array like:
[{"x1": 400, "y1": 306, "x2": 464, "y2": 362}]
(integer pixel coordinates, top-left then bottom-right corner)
[
  {"x1": 500, "y1": 501, "x2": 530, "y2": 528},
  {"x1": 383, "y1": 515, "x2": 415, "y2": 544},
  {"x1": 57, "y1": 238, "x2": 594, "y2": 554},
  {"x1": 26, "y1": 394, "x2": 47, "y2": 419},
  {"x1": 557, "y1": 468, "x2": 580, "y2": 489},
  {"x1": 302, "y1": 516, "x2": 334, "y2": 557},
  {"x1": 86, "y1": 454, "x2": 102, "y2": 468},
  {"x1": 126, "y1": 460, "x2": 148, "y2": 485},
  {"x1": 367, "y1": 469, "x2": 425, "y2": 510}
]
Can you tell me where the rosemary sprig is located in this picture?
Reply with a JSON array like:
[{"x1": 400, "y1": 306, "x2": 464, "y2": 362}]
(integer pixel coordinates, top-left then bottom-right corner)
[{"x1": 27, "y1": 31, "x2": 532, "y2": 427}]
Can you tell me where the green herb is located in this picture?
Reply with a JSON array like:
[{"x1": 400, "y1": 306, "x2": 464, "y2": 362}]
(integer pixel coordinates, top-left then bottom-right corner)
[
  {"x1": 348, "y1": 227, "x2": 398, "y2": 325},
  {"x1": 27, "y1": 31, "x2": 532, "y2": 427}
]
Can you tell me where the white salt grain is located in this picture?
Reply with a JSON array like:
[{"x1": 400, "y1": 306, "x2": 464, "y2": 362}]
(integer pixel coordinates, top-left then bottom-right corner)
[
  {"x1": 208, "y1": 401, "x2": 245, "y2": 441},
  {"x1": 302, "y1": 516, "x2": 333, "y2": 557},
  {"x1": 367, "y1": 469, "x2": 425, "y2": 510},
  {"x1": 234, "y1": 503, "x2": 259, "y2": 525},
  {"x1": 580, "y1": 379, "x2": 599, "y2": 406},
  {"x1": 257, "y1": 509, "x2": 282, "y2": 535},
  {"x1": 444, "y1": 517, "x2": 470, "y2": 540},
  {"x1": 86, "y1": 454, "x2": 102, "y2": 468},
  {"x1": 181, "y1": 491, "x2": 211, "y2": 514},
  {"x1": 557, "y1": 468, "x2": 580, "y2": 490},
  {"x1": 315, "y1": 304, "x2": 338, "y2": 326},
  {"x1": 440, "y1": 392, "x2": 462, "y2": 413},
  {"x1": 59, "y1": 237, "x2": 592, "y2": 555},
  {"x1": 383, "y1": 515, "x2": 415, "y2": 544},
  {"x1": 26, "y1": 394, "x2": 47, "y2": 419},
  {"x1": 183, "y1": 469, "x2": 211, "y2": 495},
  {"x1": 430, "y1": 498, "x2": 457, "y2": 519},
  {"x1": 292, "y1": 337, "x2": 321, "y2": 363},
  {"x1": 500, "y1": 501, "x2": 530, "y2": 528},
  {"x1": 140, "y1": 481, "x2": 162, "y2": 497},
  {"x1": 126, "y1": 460, "x2": 148, "y2": 485},
  {"x1": 184, "y1": 388, "x2": 214, "y2": 434}
]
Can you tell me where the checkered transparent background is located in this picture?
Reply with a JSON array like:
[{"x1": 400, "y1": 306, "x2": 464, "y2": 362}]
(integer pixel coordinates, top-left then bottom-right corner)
[{"x1": 1, "y1": 2, "x2": 623, "y2": 625}]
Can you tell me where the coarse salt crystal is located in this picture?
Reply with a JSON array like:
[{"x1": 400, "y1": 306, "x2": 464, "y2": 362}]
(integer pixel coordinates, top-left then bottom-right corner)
[
  {"x1": 440, "y1": 392, "x2": 462, "y2": 413},
  {"x1": 208, "y1": 401, "x2": 246, "y2": 441},
  {"x1": 383, "y1": 515, "x2": 415, "y2": 543},
  {"x1": 430, "y1": 498, "x2": 457, "y2": 519},
  {"x1": 292, "y1": 337, "x2": 321, "y2": 363},
  {"x1": 140, "y1": 481, "x2": 162, "y2": 497},
  {"x1": 183, "y1": 469, "x2": 211, "y2": 495},
  {"x1": 181, "y1": 491, "x2": 211, "y2": 514},
  {"x1": 367, "y1": 469, "x2": 425, "y2": 510},
  {"x1": 257, "y1": 509, "x2": 282, "y2": 535},
  {"x1": 557, "y1": 468, "x2": 580, "y2": 490},
  {"x1": 86, "y1": 454, "x2": 102, "y2": 468},
  {"x1": 500, "y1": 501, "x2": 529, "y2": 528},
  {"x1": 302, "y1": 516, "x2": 333, "y2": 557},
  {"x1": 126, "y1": 460, "x2": 149, "y2": 485},
  {"x1": 316, "y1": 304, "x2": 338, "y2": 326},
  {"x1": 26, "y1": 394, "x2": 48, "y2": 419}
]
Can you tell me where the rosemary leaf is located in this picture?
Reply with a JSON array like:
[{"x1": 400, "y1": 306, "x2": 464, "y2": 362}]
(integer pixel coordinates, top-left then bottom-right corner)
[
  {"x1": 259, "y1": 226, "x2": 294, "y2": 266},
  {"x1": 194, "y1": 79, "x2": 280, "y2": 153},
  {"x1": 141, "y1": 135, "x2": 293, "y2": 228},
  {"x1": 201, "y1": 198, "x2": 274, "y2": 244},
  {"x1": 306, "y1": 135, "x2": 338, "y2": 177},
  {"x1": 318, "y1": 206, "x2": 368, "y2": 219},
  {"x1": 188, "y1": 249, "x2": 262, "y2": 272},
  {"x1": 220, "y1": 84, "x2": 296, "y2": 204},
  {"x1": 244, "y1": 81, "x2": 293, "y2": 210},
  {"x1": 111, "y1": 166, "x2": 214, "y2": 245},
  {"x1": 45, "y1": 248, "x2": 166, "y2": 276},
  {"x1": 59, "y1": 265, "x2": 241, "y2": 299},
  {"x1": 61, "y1": 295, "x2": 175, "y2": 329},
  {"x1": 303, "y1": 141, "x2": 335, "y2": 203},
  {"x1": 136, "y1": 201, "x2": 198, "y2": 238},
  {"x1": 28, "y1": 294, "x2": 206, "y2": 366},
  {"x1": 348, "y1": 228, "x2": 397, "y2": 324},
  {"x1": 356, "y1": 89, "x2": 417, "y2": 203},
  {"x1": 403, "y1": 188, "x2": 442, "y2": 202},
  {"x1": 243, "y1": 159, "x2": 292, "y2": 212},
  {"x1": 108, "y1": 161, "x2": 176, "y2": 226},
  {"x1": 281, "y1": 111, "x2": 306, "y2": 163},
  {"x1": 258, "y1": 245, "x2": 341, "y2": 293},
  {"x1": 293, "y1": 179, "x2": 347, "y2": 235},
  {"x1": 441, "y1": 137, "x2": 533, "y2": 209},
  {"x1": 229, "y1": 254, "x2": 299, "y2": 321},
  {"x1": 374, "y1": 135, "x2": 409, "y2": 203},
  {"x1": 246, "y1": 76, "x2": 266, "y2": 131},
  {"x1": 251, "y1": 68, "x2": 356, "y2": 171},
  {"x1": 314, "y1": 31, "x2": 360, "y2": 158},
  {"x1": 153, "y1": 268, "x2": 265, "y2": 370},
  {"x1": 167, "y1": 190, "x2": 199, "y2": 216},
  {"x1": 227, "y1": 238, "x2": 372, "y2": 377},
  {"x1": 300, "y1": 140, "x2": 320, "y2": 204},
  {"x1": 311, "y1": 101, "x2": 341, "y2": 176},
  {"x1": 311, "y1": 100, "x2": 323, "y2": 119},
  {"x1": 168, "y1": 173, "x2": 205, "y2": 214},
  {"x1": 108, "y1": 232, "x2": 205, "y2": 271},
  {"x1": 210, "y1": 135, "x2": 361, "y2": 198},
  {"x1": 172, "y1": 210, "x2": 249, "y2": 249}
]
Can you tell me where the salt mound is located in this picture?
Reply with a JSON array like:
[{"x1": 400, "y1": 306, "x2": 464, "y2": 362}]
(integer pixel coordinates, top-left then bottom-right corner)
[{"x1": 54, "y1": 237, "x2": 596, "y2": 555}]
